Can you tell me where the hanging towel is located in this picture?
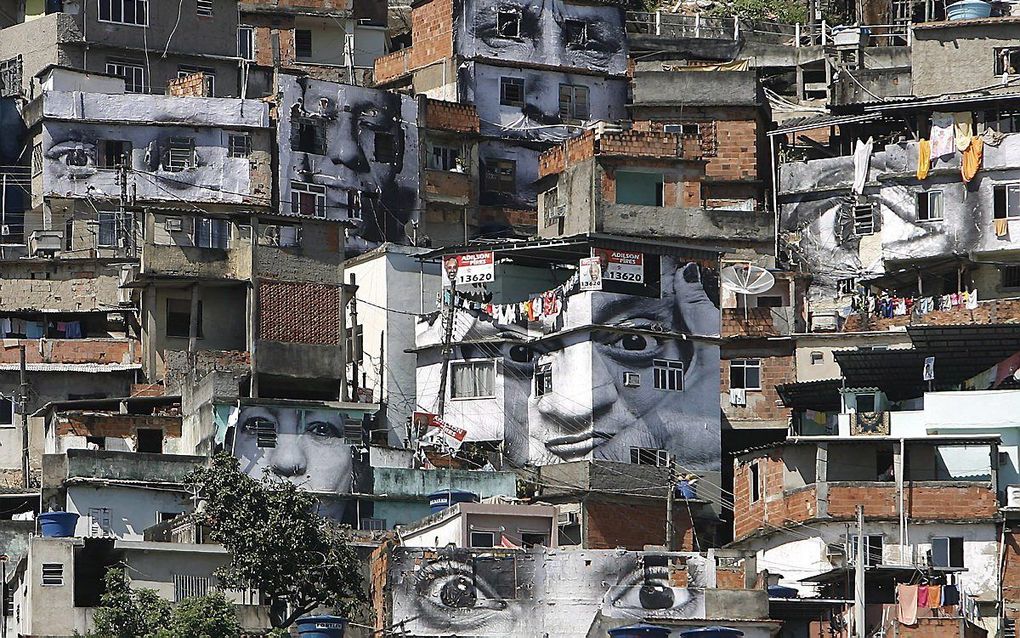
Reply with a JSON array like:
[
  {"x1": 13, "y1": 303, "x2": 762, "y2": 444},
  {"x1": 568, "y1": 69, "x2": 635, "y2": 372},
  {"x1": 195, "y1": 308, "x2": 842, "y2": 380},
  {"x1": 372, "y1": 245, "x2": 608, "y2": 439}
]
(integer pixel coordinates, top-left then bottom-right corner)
[
  {"x1": 25, "y1": 322, "x2": 44, "y2": 339},
  {"x1": 927, "y1": 585, "x2": 942, "y2": 609},
  {"x1": 852, "y1": 137, "x2": 874, "y2": 195},
  {"x1": 967, "y1": 288, "x2": 979, "y2": 310},
  {"x1": 953, "y1": 112, "x2": 974, "y2": 152},
  {"x1": 930, "y1": 112, "x2": 955, "y2": 159},
  {"x1": 981, "y1": 127, "x2": 1006, "y2": 147},
  {"x1": 995, "y1": 217, "x2": 1009, "y2": 238},
  {"x1": 961, "y1": 137, "x2": 983, "y2": 184},
  {"x1": 897, "y1": 584, "x2": 919, "y2": 625},
  {"x1": 917, "y1": 585, "x2": 929, "y2": 608},
  {"x1": 942, "y1": 584, "x2": 960, "y2": 606},
  {"x1": 0, "y1": 318, "x2": 9, "y2": 337},
  {"x1": 64, "y1": 321, "x2": 82, "y2": 339},
  {"x1": 916, "y1": 139, "x2": 931, "y2": 180}
]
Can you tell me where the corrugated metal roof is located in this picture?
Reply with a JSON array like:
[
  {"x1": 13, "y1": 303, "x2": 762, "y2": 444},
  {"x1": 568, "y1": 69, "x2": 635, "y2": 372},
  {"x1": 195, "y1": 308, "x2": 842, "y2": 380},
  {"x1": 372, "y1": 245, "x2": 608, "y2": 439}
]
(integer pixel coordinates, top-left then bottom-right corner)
[
  {"x1": 768, "y1": 113, "x2": 881, "y2": 136},
  {"x1": 0, "y1": 363, "x2": 141, "y2": 373}
]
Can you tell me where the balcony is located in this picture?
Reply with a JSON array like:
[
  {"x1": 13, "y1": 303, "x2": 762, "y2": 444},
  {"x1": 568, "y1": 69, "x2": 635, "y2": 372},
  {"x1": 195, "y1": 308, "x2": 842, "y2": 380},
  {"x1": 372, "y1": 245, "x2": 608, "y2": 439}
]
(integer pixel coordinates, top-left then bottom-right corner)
[
  {"x1": 140, "y1": 243, "x2": 252, "y2": 281},
  {"x1": 47, "y1": 449, "x2": 205, "y2": 486},
  {"x1": 0, "y1": 338, "x2": 138, "y2": 365},
  {"x1": 424, "y1": 169, "x2": 472, "y2": 205},
  {"x1": 600, "y1": 205, "x2": 773, "y2": 245}
]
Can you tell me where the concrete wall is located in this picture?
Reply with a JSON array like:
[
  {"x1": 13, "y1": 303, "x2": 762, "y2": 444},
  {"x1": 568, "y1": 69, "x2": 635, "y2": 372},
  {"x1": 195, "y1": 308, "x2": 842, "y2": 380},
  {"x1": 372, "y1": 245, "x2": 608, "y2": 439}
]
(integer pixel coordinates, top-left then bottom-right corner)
[
  {"x1": 0, "y1": 14, "x2": 82, "y2": 97},
  {"x1": 912, "y1": 22, "x2": 1020, "y2": 97},
  {"x1": 119, "y1": 542, "x2": 244, "y2": 602},
  {"x1": 631, "y1": 71, "x2": 759, "y2": 107},
  {"x1": 66, "y1": 484, "x2": 192, "y2": 539}
]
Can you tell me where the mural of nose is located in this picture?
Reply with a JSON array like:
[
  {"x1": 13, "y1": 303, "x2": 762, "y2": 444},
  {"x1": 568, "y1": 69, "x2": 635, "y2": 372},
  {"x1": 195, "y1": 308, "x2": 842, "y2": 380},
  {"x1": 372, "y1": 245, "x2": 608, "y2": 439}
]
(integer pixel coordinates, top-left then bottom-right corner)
[
  {"x1": 590, "y1": 351, "x2": 620, "y2": 414},
  {"x1": 332, "y1": 117, "x2": 369, "y2": 173},
  {"x1": 270, "y1": 446, "x2": 307, "y2": 478}
]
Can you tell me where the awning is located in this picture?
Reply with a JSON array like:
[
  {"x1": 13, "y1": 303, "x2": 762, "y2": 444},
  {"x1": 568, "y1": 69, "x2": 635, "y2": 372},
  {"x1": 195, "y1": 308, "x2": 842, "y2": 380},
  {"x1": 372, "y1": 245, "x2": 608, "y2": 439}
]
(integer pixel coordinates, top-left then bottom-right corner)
[
  {"x1": 768, "y1": 113, "x2": 883, "y2": 136},
  {"x1": 776, "y1": 378, "x2": 842, "y2": 411}
]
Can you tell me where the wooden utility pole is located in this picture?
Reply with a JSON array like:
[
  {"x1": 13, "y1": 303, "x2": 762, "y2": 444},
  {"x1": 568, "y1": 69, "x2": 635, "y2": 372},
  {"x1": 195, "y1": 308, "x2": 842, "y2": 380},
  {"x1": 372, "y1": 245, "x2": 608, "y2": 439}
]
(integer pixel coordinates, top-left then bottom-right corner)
[
  {"x1": 854, "y1": 504, "x2": 866, "y2": 638},
  {"x1": 436, "y1": 259, "x2": 458, "y2": 419}
]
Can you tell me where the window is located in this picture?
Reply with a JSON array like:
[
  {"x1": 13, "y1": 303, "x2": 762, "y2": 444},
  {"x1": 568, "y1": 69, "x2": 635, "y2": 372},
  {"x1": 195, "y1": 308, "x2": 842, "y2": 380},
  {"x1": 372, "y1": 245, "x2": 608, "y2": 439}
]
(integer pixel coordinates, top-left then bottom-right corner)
[
  {"x1": 500, "y1": 77, "x2": 525, "y2": 107},
  {"x1": 837, "y1": 277, "x2": 857, "y2": 295},
  {"x1": 86, "y1": 435, "x2": 105, "y2": 450},
  {"x1": 521, "y1": 532, "x2": 549, "y2": 548},
  {"x1": 558, "y1": 84, "x2": 590, "y2": 120},
  {"x1": 470, "y1": 531, "x2": 496, "y2": 548},
  {"x1": 564, "y1": 20, "x2": 588, "y2": 46},
  {"x1": 105, "y1": 61, "x2": 144, "y2": 93},
  {"x1": 616, "y1": 171, "x2": 664, "y2": 206},
  {"x1": 165, "y1": 137, "x2": 195, "y2": 172},
  {"x1": 88, "y1": 508, "x2": 112, "y2": 537},
  {"x1": 535, "y1": 363, "x2": 552, "y2": 397},
  {"x1": 166, "y1": 298, "x2": 202, "y2": 339},
  {"x1": 176, "y1": 67, "x2": 215, "y2": 96},
  {"x1": 429, "y1": 145, "x2": 461, "y2": 171},
  {"x1": 853, "y1": 203, "x2": 875, "y2": 236},
  {"x1": 917, "y1": 190, "x2": 943, "y2": 221},
  {"x1": 173, "y1": 574, "x2": 210, "y2": 602},
  {"x1": 876, "y1": 450, "x2": 894, "y2": 481},
  {"x1": 291, "y1": 182, "x2": 327, "y2": 218},
  {"x1": 756, "y1": 296, "x2": 783, "y2": 308},
  {"x1": 995, "y1": 48, "x2": 1020, "y2": 76},
  {"x1": 496, "y1": 7, "x2": 521, "y2": 38},
  {"x1": 1002, "y1": 265, "x2": 1020, "y2": 290},
  {"x1": 292, "y1": 116, "x2": 327, "y2": 155},
  {"x1": 630, "y1": 447, "x2": 669, "y2": 466},
  {"x1": 295, "y1": 29, "x2": 313, "y2": 59},
  {"x1": 810, "y1": 351, "x2": 824, "y2": 365},
  {"x1": 483, "y1": 159, "x2": 516, "y2": 194},
  {"x1": 195, "y1": 217, "x2": 229, "y2": 249},
  {"x1": 653, "y1": 359, "x2": 684, "y2": 391},
  {"x1": 263, "y1": 224, "x2": 301, "y2": 247},
  {"x1": 32, "y1": 143, "x2": 42, "y2": 176},
  {"x1": 97, "y1": 212, "x2": 130, "y2": 248},
  {"x1": 136, "y1": 428, "x2": 163, "y2": 453},
  {"x1": 849, "y1": 534, "x2": 884, "y2": 566},
  {"x1": 450, "y1": 360, "x2": 496, "y2": 399},
  {"x1": 730, "y1": 359, "x2": 761, "y2": 390},
  {"x1": 665, "y1": 123, "x2": 702, "y2": 137},
  {"x1": 361, "y1": 518, "x2": 386, "y2": 531},
  {"x1": 238, "y1": 26, "x2": 254, "y2": 61},
  {"x1": 994, "y1": 184, "x2": 1020, "y2": 219},
  {"x1": 931, "y1": 536, "x2": 964, "y2": 568},
  {"x1": 196, "y1": 0, "x2": 212, "y2": 16},
  {"x1": 99, "y1": 0, "x2": 148, "y2": 26},
  {"x1": 247, "y1": 417, "x2": 277, "y2": 448},
  {"x1": 41, "y1": 564, "x2": 63, "y2": 587},
  {"x1": 228, "y1": 134, "x2": 250, "y2": 159},
  {"x1": 98, "y1": 140, "x2": 131, "y2": 168},
  {"x1": 0, "y1": 398, "x2": 11, "y2": 425},
  {"x1": 343, "y1": 190, "x2": 363, "y2": 221},
  {"x1": 374, "y1": 132, "x2": 396, "y2": 164},
  {"x1": 856, "y1": 393, "x2": 876, "y2": 413},
  {"x1": 749, "y1": 462, "x2": 760, "y2": 502},
  {"x1": 156, "y1": 511, "x2": 181, "y2": 524}
]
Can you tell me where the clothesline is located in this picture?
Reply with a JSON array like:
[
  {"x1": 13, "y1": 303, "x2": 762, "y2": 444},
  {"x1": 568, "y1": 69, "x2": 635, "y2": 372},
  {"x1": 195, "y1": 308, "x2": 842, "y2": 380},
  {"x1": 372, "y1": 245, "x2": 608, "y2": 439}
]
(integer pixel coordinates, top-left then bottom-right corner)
[
  {"x1": 439, "y1": 273, "x2": 582, "y2": 329},
  {"x1": 851, "y1": 289, "x2": 978, "y2": 319}
]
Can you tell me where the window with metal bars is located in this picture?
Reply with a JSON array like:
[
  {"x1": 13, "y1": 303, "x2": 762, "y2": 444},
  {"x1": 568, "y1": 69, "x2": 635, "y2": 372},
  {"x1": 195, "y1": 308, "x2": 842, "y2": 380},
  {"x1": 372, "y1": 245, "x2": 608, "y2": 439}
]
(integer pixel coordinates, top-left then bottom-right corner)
[
  {"x1": 41, "y1": 564, "x2": 63, "y2": 587},
  {"x1": 196, "y1": 0, "x2": 212, "y2": 16},
  {"x1": 228, "y1": 134, "x2": 250, "y2": 159},
  {"x1": 165, "y1": 137, "x2": 195, "y2": 172},
  {"x1": 173, "y1": 574, "x2": 210, "y2": 602}
]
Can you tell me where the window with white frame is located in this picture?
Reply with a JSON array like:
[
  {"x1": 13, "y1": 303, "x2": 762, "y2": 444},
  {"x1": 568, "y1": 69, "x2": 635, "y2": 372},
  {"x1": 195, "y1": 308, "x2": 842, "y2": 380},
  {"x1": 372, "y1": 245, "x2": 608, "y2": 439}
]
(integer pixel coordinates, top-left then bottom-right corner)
[
  {"x1": 238, "y1": 26, "x2": 255, "y2": 61},
  {"x1": 41, "y1": 564, "x2": 63, "y2": 587},
  {"x1": 653, "y1": 359, "x2": 684, "y2": 391},
  {"x1": 470, "y1": 531, "x2": 496, "y2": 547},
  {"x1": 291, "y1": 182, "x2": 327, "y2": 218},
  {"x1": 177, "y1": 67, "x2": 215, "y2": 96},
  {"x1": 450, "y1": 360, "x2": 496, "y2": 399},
  {"x1": 106, "y1": 61, "x2": 145, "y2": 93},
  {"x1": 630, "y1": 447, "x2": 669, "y2": 466},
  {"x1": 99, "y1": 0, "x2": 148, "y2": 26},
  {"x1": 535, "y1": 363, "x2": 552, "y2": 397},
  {"x1": 931, "y1": 536, "x2": 964, "y2": 568},
  {"x1": 848, "y1": 534, "x2": 884, "y2": 566},
  {"x1": 165, "y1": 137, "x2": 195, "y2": 172},
  {"x1": 853, "y1": 203, "x2": 875, "y2": 236},
  {"x1": 558, "y1": 84, "x2": 590, "y2": 120},
  {"x1": 196, "y1": 0, "x2": 212, "y2": 16},
  {"x1": 730, "y1": 359, "x2": 761, "y2": 390},
  {"x1": 195, "y1": 217, "x2": 229, "y2": 249},
  {"x1": 994, "y1": 184, "x2": 1020, "y2": 219},
  {"x1": 429, "y1": 144, "x2": 462, "y2": 171},
  {"x1": 228, "y1": 134, "x2": 251, "y2": 159},
  {"x1": 263, "y1": 224, "x2": 301, "y2": 247},
  {"x1": 916, "y1": 190, "x2": 943, "y2": 221},
  {"x1": 995, "y1": 48, "x2": 1020, "y2": 76},
  {"x1": 97, "y1": 212, "x2": 131, "y2": 248},
  {"x1": 88, "y1": 507, "x2": 112, "y2": 537}
]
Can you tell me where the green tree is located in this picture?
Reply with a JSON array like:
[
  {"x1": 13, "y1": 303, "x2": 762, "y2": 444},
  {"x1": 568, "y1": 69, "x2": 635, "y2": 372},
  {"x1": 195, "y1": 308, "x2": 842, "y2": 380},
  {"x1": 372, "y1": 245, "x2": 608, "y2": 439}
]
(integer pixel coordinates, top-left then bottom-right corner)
[{"x1": 187, "y1": 454, "x2": 367, "y2": 628}]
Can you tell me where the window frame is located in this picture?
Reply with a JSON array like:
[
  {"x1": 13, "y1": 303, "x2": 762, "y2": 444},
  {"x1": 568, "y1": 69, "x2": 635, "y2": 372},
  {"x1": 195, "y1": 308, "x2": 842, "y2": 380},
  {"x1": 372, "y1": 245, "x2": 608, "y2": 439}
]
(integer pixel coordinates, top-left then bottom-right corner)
[
  {"x1": 428, "y1": 144, "x2": 462, "y2": 171},
  {"x1": 98, "y1": 140, "x2": 132, "y2": 169},
  {"x1": 849, "y1": 534, "x2": 884, "y2": 566},
  {"x1": 499, "y1": 77, "x2": 525, "y2": 107},
  {"x1": 295, "y1": 28, "x2": 313, "y2": 59},
  {"x1": 564, "y1": 19, "x2": 588, "y2": 47},
  {"x1": 88, "y1": 507, "x2": 112, "y2": 538},
  {"x1": 558, "y1": 84, "x2": 590, "y2": 120},
  {"x1": 496, "y1": 8, "x2": 521, "y2": 38},
  {"x1": 176, "y1": 67, "x2": 215, "y2": 96},
  {"x1": 652, "y1": 358, "x2": 685, "y2": 392},
  {"x1": 535, "y1": 362, "x2": 552, "y2": 397},
  {"x1": 238, "y1": 25, "x2": 255, "y2": 61},
  {"x1": 630, "y1": 447, "x2": 669, "y2": 466},
  {"x1": 995, "y1": 47, "x2": 1020, "y2": 77},
  {"x1": 228, "y1": 133, "x2": 251, "y2": 159},
  {"x1": 470, "y1": 530, "x2": 496, "y2": 548},
  {"x1": 483, "y1": 159, "x2": 516, "y2": 194},
  {"x1": 931, "y1": 536, "x2": 965, "y2": 569},
  {"x1": 41, "y1": 563, "x2": 64, "y2": 587},
  {"x1": 749, "y1": 462, "x2": 761, "y2": 503},
  {"x1": 916, "y1": 189, "x2": 944, "y2": 222},
  {"x1": 730, "y1": 359, "x2": 762, "y2": 391},
  {"x1": 450, "y1": 359, "x2": 497, "y2": 400},
  {"x1": 165, "y1": 298, "x2": 203, "y2": 339},
  {"x1": 1002, "y1": 265, "x2": 1020, "y2": 290},
  {"x1": 165, "y1": 137, "x2": 196, "y2": 172},
  {"x1": 291, "y1": 116, "x2": 327, "y2": 155},
  {"x1": 615, "y1": 170, "x2": 665, "y2": 206},
  {"x1": 195, "y1": 217, "x2": 229, "y2": 249},
  {"x1": 291, "y1": 181, "x2": 327, "y2": 218},
  {"x1": 97, "y1": 211, "x2": 131, "y2": 248},
  {"x1": 853, "y1": 203, "x2": 875, "y2": 236},
  {"x1": 196, "y1": 0, "x2": 212, "y2": 17},
  {"x1": 98, "y1": 0, "x2": 148, "y2": 26},
  {"x1": 105, "y1": 61, "x2": 145, "y2": 93},
  {"x1": 856, "y1": 393, "x2": 877, "y2": 413},
  {"x1": 994, "y1": 183, "x2": 1020, "y2": 220}
]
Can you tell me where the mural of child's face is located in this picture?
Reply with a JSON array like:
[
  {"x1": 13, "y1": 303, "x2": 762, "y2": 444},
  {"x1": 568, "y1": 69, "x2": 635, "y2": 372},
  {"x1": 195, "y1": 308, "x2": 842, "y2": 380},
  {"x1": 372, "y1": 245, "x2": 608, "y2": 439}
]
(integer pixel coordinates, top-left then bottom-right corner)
[{"x1": 232, "y1": 406, "x2": 354, "y2": 495}]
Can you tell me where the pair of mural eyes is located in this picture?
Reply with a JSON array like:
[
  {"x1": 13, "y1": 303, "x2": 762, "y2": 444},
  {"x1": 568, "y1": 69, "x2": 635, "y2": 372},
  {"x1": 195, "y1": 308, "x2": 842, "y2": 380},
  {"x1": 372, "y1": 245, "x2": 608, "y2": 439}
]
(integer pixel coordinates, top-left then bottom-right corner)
[
  {"x1": 505, "y1": 334, "x2": 658, "y2": 363},
  {"x1": 240, "y1": 416, "x2": 342, "y2": 439}
]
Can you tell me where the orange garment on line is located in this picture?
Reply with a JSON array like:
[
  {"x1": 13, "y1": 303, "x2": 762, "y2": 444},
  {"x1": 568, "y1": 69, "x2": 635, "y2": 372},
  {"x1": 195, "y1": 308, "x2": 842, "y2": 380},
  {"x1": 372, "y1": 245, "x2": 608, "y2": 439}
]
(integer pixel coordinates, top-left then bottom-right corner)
[
  {"x1": 995, "y1": 218, "x2": 1009, "y2": 237},
  {"x1": 927, "y1": 584, "x2": 942, "y2": 608},
  {"x1": 916, "y1": 139, "x2": 931, "y2": 180},
  {"x1": 961, "y1": 137, "x2": 984, "y2": 184}
]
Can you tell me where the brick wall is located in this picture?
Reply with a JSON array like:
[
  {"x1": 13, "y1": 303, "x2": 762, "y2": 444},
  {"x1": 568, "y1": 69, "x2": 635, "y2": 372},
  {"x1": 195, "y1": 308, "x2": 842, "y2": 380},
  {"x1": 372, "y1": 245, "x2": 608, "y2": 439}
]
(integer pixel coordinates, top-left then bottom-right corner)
[
  {"x1": 733, "y1": 452, "x2": 819, "y2": 540},
  {"x1": 259, "y1": 280, "x2": 340, "y2": 345},
  {"x1": 57, "y1": 414, "x2": 182, "y2": 438},
  {"x1": 539, "y1": 130, "x2": 595, "y2": 177},
  {"x1": 374, "y1": 0, "x2": 454, "y2": 84},
  {"x1": 374, "y1": 49, "x2": 411, "y2": 84},
  {"x1": 895, "y1": 618, "x2": 985, "y2": 638},
  {"x1": 425, "y1": 99, "x2": 479, "y2": 133},
  {"x1": 598, "y1": 131, "x2": 685, "y2": 159},
  {"x1": 721, "y1": 349, "x2": 794, "y2": 427},
  {"x1": 167, "y1": 72, "x2": 209, "y2": 97},
  {"x1": 634, "y1": 116, "x2": 757, "y2": 180},
  {"x1": 722, "y1": 308, "x2": 782, "y2": 337},
  {"x1": 843, "y1": 297, "x2": 1020, "y2": 332},
  {"x1": 827, "y1": 483, "x2": 998, "y2": 520},
  {"x1": 1004, "y1": 529, "x2": 1020, "y2": 620},
  {"x1": 0, "y1": 339, "x2": 138, "y2": 365},
  {"x1": 585, "y1": 499, "x2": 695, "y2": 551}
]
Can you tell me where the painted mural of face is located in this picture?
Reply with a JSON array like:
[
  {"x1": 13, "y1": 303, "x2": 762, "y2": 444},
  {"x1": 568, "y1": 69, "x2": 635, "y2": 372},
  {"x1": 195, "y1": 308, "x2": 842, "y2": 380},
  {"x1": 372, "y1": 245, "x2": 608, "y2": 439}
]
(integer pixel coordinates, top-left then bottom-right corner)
[
  {"x1": 604, "y1": 556, "x2": 706, "y2": 619},
  {"x1": 534, "y1": 260, "x2": 720, "y2": 469},
  {"x1": 232, "y1": 406, "x2": 354, "y2": 495},
  {"x1": 331, "y1": 86, "x2": 409, "y2": 252}
]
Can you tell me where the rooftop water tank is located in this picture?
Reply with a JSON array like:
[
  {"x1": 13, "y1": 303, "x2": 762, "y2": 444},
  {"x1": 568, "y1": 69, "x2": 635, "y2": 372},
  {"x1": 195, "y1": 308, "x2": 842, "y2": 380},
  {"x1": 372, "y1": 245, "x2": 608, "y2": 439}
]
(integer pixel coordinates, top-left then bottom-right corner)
[
  {"x1": 38, "y1": 512, "x2": 79, "y2": 538},
  {"x1": 608, "y1": 624, "x2": 672, "y2": 638},
  {"x1": 295, "y1": 615, "x2": 347, "y2": 638},
  {"x1": 427, "y1": 489, "x2": 478, "y2": 514},
  {"x1": 679, "y1": 627, "x2": 745, "y2": 638},
  {"x1": 946, "y1": 0, "x2": 992, "y2": 19}
]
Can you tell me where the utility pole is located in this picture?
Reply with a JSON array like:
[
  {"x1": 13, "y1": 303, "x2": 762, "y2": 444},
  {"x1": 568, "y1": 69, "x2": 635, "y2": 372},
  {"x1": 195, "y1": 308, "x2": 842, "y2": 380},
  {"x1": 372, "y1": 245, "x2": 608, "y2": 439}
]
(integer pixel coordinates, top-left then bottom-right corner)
[
  {"x1": 665, "y1": 455, "x2": 675, "y2": 551},
  {"x1": 854, "y1": 504, "x2": 866, "y2": 638},
  {"x1": 349, "y1": 273, "x2": 360, "y2": 401},
  {"x1": 436, "y1": 259, "x2": 459, "y2": 419},
  {"x1": 19, "y1": 345, "x2": 28, "y2": 489}
]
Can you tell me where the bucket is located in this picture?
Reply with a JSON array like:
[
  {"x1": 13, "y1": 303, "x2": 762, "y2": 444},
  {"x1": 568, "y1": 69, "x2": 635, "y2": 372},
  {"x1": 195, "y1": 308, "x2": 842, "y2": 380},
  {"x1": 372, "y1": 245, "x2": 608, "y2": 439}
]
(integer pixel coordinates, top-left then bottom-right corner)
[
  {"x1": 295, "y1": 615, "x2": 347, "y2": 638},
  {"x1": 609, "y1": 624, "x2": 672, "y2": 638},
  {"x1": 946, "y1": 0, "x2": 991, "y2": 19},
  {"x1": 38, "y1": 512, "x2": 79, "y2": 538}
]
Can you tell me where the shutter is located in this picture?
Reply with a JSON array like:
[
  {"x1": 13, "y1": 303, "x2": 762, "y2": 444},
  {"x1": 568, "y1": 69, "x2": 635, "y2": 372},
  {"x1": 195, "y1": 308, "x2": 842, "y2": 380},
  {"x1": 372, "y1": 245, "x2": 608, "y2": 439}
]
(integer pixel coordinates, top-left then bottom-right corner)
[{"x1": 995, "y1": 185, "x2": 1007, "y2": 219}]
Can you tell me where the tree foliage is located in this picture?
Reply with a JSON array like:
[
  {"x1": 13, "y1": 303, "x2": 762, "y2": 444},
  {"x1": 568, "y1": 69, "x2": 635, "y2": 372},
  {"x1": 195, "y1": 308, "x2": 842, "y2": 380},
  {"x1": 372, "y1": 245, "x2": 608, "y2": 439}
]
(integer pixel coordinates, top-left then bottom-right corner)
[
  {"x1": 89, "y1": 568, "x2": 239, "y2": 638},
  {"x1": 187, "y1": 454, "x2": 367, "y2": 628}
]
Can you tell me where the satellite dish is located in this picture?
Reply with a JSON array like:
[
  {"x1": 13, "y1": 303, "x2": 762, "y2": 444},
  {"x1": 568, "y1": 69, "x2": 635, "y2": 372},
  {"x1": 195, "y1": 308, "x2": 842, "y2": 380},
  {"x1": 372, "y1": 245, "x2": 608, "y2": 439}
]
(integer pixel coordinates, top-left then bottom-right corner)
[{"x1": 721, "y1": 264, "x2": 776, "y2": 295}]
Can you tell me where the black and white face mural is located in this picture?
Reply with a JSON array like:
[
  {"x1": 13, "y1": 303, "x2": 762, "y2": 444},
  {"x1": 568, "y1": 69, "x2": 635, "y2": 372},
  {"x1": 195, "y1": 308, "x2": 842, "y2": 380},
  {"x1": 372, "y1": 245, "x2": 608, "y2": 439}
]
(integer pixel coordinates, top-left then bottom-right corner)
[
  {"x1": 416, "y1": 256, "x2": 721, "y2": 471},
  {"x1": 454, "y1": 0, "x2": 628, "y2": 75},
  {"x1": 278, "y1": 75, "x2": 419, "y2": 255},
  {"x1": 390, "y1": 548, "x2": 709, "y2": 636}
]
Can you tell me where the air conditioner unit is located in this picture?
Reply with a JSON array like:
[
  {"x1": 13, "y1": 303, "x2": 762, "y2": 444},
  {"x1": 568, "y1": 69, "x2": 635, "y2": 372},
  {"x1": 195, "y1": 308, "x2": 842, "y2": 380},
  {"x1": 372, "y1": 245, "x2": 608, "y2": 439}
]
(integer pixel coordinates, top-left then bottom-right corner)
[
  {"x1": 29, "y1": 230, "x2": 62, "y2": 257},
  {"x1": 1008, "y1": 485, "x2": 1020, "y2": 508},
  {"x1": 730, "y1": 388, "x2": 746, "y2": 406},
  {"x1": 1, "y1": 225, "x2": 11, "y2": 236},
  {"x1": 164, "y1": 217, "x2": 183, "y2": 232},
  {"x1": 623, "y1": 372, "x2": 641, "y2": 388},
  {"x1": 810, "y1": 311, "x2": 840, "y2": 332}
]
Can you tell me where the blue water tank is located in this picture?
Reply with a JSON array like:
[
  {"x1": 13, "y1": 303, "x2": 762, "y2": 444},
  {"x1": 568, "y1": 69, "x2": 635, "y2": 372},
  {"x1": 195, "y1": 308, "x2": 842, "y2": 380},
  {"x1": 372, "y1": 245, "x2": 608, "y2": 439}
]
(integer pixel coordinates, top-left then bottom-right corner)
[
  {"x1": 38, "y1": 512, "x2": 79, "y2": 538},
  {"x1": 427, "y1": 489, "x2": 478, "y2": 513},
  {"x1": 768, "y1": 585, "x2": 799, "y2": 598},
  {"x1": 676, "y1": 480, "x2": 697, "y2": 500},
  {"x1": 609, "y1": 624, "x2": 672, "y2": 638},
  {"x1": 678, "y1": 627, "x2": 745, "y2": 638},
  {"x1": 295, "y1": 615, "x2": 347, "y2": 638},
  {"x1": 946, "y1": 0, "x2": 992, "y2": 19}
]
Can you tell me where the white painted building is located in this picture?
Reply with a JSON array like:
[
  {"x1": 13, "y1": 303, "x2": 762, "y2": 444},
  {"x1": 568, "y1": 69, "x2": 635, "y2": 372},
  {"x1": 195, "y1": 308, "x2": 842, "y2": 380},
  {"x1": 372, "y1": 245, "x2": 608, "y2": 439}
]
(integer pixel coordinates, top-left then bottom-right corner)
[{"x1": 399, "y1": 500, "x2": 558, "y2": 549}]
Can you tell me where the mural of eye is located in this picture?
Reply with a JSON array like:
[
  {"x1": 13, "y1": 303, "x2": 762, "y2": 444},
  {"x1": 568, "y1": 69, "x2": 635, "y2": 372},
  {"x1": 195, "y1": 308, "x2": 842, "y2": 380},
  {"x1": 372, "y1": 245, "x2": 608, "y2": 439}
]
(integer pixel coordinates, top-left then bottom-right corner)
[
  {"x1": 305, "y1": 420, "x2": 342, "y2": 439},
  {"x1": 241, "y1": 416, "x2": 276, "y2": 434},
  {"x1": 601, "y1": 330, "x2": 662, "y2": 357},
  {"x1": 604, "y1": 565, "x2": 701, "y2": 618},
  {"x1": 415, "y1": 560, "x2": 508, "y2": 619},
  {"x1": 508, "y1": 344, "x2": 533, "y2": 363}
]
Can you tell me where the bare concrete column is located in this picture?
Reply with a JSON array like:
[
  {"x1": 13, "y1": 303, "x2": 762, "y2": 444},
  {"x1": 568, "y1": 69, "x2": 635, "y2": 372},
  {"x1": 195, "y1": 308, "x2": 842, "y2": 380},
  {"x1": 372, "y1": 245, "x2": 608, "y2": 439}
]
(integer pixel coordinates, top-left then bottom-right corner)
[{"x1": 188, "y1": 283, "x2": 200, "y2": 355}]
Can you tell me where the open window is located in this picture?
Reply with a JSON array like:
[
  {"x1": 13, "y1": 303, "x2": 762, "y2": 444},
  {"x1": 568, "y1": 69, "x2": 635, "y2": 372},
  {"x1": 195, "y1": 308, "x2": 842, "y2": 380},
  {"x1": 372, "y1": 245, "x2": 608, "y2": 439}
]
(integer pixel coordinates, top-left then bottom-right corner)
[
  {"x1": 136, "y1": 428, "x2": 163, "y2": 454},
  {"x1": 995, "y1": 48, "x2": 1020, "y2": 76},
  {"x1": 98, "y1": 140, "x2": 132, "y2": 168},
  {"x1": 166, "y1": 298, "x2": 202, "y2": 339},
  {"x1": 564, "y1": 20, "x2": 588, "y2": 47},
  {"x1": 496, "y1": 7, "x2": 521, "y2": 38},
  {"x1": 916, "y1": 190, "x2": 943, "y2": 222},
  {"x1": 615, "y1": 171, "x2": 664, "y2": 206},
  {"x1": 931, "y1": 536, "x2": 964, "y2": 568},
  {"x1": 994, "y1": 184, "x2": 1020, "y2": 219},
  {"x1": 292, "y1": 117, "x2": 327, "y2": 155}
]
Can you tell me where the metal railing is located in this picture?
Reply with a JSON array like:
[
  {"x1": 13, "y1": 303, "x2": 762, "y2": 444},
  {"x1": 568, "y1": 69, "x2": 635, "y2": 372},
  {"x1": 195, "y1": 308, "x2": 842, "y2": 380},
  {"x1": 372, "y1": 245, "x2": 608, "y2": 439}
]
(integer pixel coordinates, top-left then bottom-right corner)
[{"x1": 626, "y1": 11, "x2": 913, "y2": 48}]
